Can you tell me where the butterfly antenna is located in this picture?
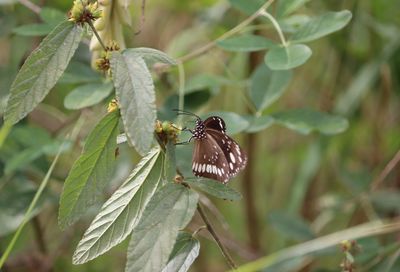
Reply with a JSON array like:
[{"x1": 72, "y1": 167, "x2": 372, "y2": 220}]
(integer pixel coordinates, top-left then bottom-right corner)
[{"x1": 172, "y1": 109, "x2": 201, "y2": 119}]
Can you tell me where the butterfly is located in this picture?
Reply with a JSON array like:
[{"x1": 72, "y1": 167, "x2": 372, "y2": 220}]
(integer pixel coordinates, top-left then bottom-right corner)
[{"x1": 175, "y1": 110, "x2": 247, "y2": 183}]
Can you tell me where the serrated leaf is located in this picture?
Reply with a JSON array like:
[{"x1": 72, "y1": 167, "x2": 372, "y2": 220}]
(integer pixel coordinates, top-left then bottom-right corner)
[
  {"x1": 64, "y1": 82, "x2": 114, "y2": 110},
  {"x1": 203, "y1": 111, "x2": 249, "y2": 135},
  {"x1": 111, "y1": 52, "x2": 156, "y2": 155},
  {"x1": 265, "y1": 44, "x2": 312, "y2": 70},
  {"x1": 290, "y1": 10, "x2": 352, "y2": 43},
  {"x1": 268, "y1": 211, "x2": 315, "y2": 241},
  {"x1": 126, "y1": 183, "x2": 199, "y2": 272},
  {"x1": 245, "y1": 115, "x2": 274, "y2": 133},
  {"x1": 4, "y1": 21, "x2": 83, "y2": 125},
  {"x1": 162, "y1": 232, "x2": 200, "y2": 272},
  {"x1": 277, "y1": 0, "x2": 310, "y2": 17},
  {"x1": 272, "y1": 108, "x2": 349, "y2": 135},
  {"x1": 250, "y1": 63, "x2": 292, "y2": 111},
  {"x1": 217, "y1": 35, "x2": 276, "y2": 52},
  {"x1": 124, "y1": 47, "x2": 177, "y2": 67},
  {"x1": 185, "y1": 178, "x2": 242, "y2": 201},
  {"x1": 13, "y1": 24, "x2": 53, "y2": 36},
  {"x1": 72, "y1": 148, "x2": 162, "y2": 264},
  {"x1": 59, "y1": 111, "x2": 120, "y2": 229}
]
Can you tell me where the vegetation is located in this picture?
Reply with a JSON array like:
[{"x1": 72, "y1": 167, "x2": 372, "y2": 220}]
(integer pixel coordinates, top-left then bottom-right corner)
[{"x1": 0, "y1": 0, "x2": 399, "y2": 271}]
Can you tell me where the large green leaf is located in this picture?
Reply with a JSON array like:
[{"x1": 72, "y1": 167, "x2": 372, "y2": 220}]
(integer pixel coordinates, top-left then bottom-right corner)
[
  {"x1": 58, "y1": 111, "x2": 120, "y2": 229},
  {"x1": 126, "y1": 183, "x2": 199, "y2": 272},
  {"x1": 245, "y1": 115, "x2": 274, "y2": 133},
  {"x1": 185, "y1": 178, "x2": 242, "y2": 201},
  {"x1": 268, "y1": 211, "x2": 315, "y2": 241},
  {"x1": 64, "y1": 82, "x2": 114, "y2": 110},
  {"x1": 272, "y1": 108, "x2": 349, "y2": 135},
  {"x1": 72, "y1": 148, "x2": 162, "y2": 264},
  {"x1": 290, "y1": 10, "x2": 352, "y2": 43},
  {"x1": 217, "y1": 35, "x2": 276, "y2": 52},
  {"x1": 110, "y1": 52, "x2": 156, "y2": 155},
  {"x1": 265, "y1": 44, "x2": 312, "y2": 70},
  {"x1": 162, "y1": 232, "x2": 200, "y2": 272},
  {"x1": 250, "y1": 63, "x2": 292, "y2": 111},
  {"x1": 4, "y1": 21, "x2": 83, "y2": 124}
]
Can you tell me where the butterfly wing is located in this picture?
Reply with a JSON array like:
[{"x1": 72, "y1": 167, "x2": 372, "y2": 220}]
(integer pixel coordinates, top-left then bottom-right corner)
[
  {"x1": 206, "y1": 129, "x2": 247, "y2": 179},
  {"x1": 203, "y1": 116, "x2": 226, "y2": 132},
  {"x1": 192, "y1": 136, "x2": 230, "y2": 183}
]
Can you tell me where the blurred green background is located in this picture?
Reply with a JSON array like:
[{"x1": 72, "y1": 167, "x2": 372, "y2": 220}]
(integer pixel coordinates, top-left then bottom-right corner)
[{"x1": 0, "y1": 0, "x2": 400, "y2": 271}]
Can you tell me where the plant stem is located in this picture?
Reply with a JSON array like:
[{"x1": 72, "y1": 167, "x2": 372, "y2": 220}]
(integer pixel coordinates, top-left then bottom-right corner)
[
  {"x1": 18, "y1": 0, "x2": 41, "y2": 14},
  {"x1": 177, "y1": 0, "x2": 275, "y2": 63},
  {"x1": 370, "y1": 149, "x2": 400, "y2": 191},
  {"x1": 177, "y1": 61, "x2": 185, "y2": 126},
  {"x1": 87, "y1": 19, "x2": 107, "y2": 51},
  {"x1": 259, "y1": 10, "x2": 288, "y2": 47},
  {"x1": 197, "y1": 204, "x2": 237, "y2": 270}
]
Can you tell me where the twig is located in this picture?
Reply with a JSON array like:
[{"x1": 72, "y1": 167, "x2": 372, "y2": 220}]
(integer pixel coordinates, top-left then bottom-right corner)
[
  {"x1": 370, "y1": 149, "x2": 400, "y2": 191},
  {"x1": 18, "y1": 0, "x2": 41, "y2": 14},
  {"x1": 197, "y1": 204, "x2": 237, "y2": 270},
  {"x1": 86, "y1": 19, "x2": 107, "y2": 51},
  {"x1": 177, "y1": 0, "x2": 275, "y2": 63},
  {"x1": 135, "y1": 0, "x2": 146, "y2": 35}
]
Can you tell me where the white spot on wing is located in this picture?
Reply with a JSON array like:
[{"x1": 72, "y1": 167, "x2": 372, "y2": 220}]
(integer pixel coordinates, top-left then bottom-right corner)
[{"x1": 229, "y1": 152, "x2": 236, "y2": 163}]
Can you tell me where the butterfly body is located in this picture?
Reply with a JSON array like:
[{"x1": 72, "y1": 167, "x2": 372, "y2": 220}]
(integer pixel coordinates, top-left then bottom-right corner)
[{"x1": 190, "y1": 116, "x2": 247, "y2": 183}]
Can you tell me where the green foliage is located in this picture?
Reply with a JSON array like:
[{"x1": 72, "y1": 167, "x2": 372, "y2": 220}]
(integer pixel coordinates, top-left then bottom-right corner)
[
  {"x1": 268, "y1": 211, "x2": 315, "y2": 241},
  {"x1": 162, "y1": 232, "x2": 200, "y2": 272},
  {"x1": 126, "y1": 183, "x2": 198, "y2": 272},
  {"x1": 276, "y1": 0, "x2": 310, "y2": 17},
  {"x1": 265, "y1": 44, "x2": 312, "y2": 70},
  {"x1": 185, "y1": 178, "x2": 242, "y2": 201},
  {"x1": 63, "y1": 82, "x2": 114, "y2": 110},
  {"x1": 217, "y1": 35, "x2": 276, "y2": 52},
  {"x1": 110, "y1": 52, "x2": 156, "y2": 156},
  {"x1": 73, "y1": 148, "x2": 162, "y2": 264},
  {"x1": 4, "y1": 21, "x2": 83, "y2": 124},
  {"x1": 58, "y1": 111, "x2": 120, "y2": 228}
]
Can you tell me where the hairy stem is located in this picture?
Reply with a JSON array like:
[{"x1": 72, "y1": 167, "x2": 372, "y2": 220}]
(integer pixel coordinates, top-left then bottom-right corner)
[
  {"x1": 86, "y1": 19, "x2": 107, "y2": 51},
  {"x1": 197, "y1": 204, "x2": 237, "y2": 269}
]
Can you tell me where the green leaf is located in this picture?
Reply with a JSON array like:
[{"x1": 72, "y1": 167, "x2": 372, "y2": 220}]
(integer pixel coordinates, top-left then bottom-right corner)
[
  {"x1": 272, "y1": 108, "x2": 349, "y2": 135},
  {"x1": 72, "y1": 148, "x2": 162, "y2": 264},
  {"x1": 185, "y1": 74, "x2": 228, "y2": 95},
  {"x1": 204, "y1": 111, "x2": 249, "y2": 135},
  {"x1": 277, "y1": 0, "x2": 310, "y2": 17},
  {"x1": 245, "y1": 115, "x2": 274, "y2": 133},
  {"x1": 185, "y1": 178, "x2": 242, "y2": 201},
  {"x1": 229, "y1": 0, "x2": 265, "y2": 15},
  {"x1": 4, "y1": 21, "x2": 83, "y2": 125},
  {"x1": 250, "y1": 63, "x2": 292, "y2": 111},
  {"x1": 268, "y1": 211, "x2": 315, "y2": 241},
  {"x1": 217, "y1": 35, "x2": 276, "y2": 52},
  {"x1": 126, "y1": 183, "x2": 198, "y2": 272},
  {"x1": 290, "y1": 10, "x2": 352, "y2": 43},
  {"x1": 162, "y1": 232, "x2": 200, "y2": 272},
  {"x1": 58, "y1": 111, "x2": 120, "y2": 229},
  {"x1": 13, "y1": 24, "x2": 54, "y2": 36},
  {"x1": 39, "y1": 7, "x2": 65, "y2": 25},
  {"x1": 110, "y1": 52, "x2": 156, "y2": 155},
  {"x1": 64, "y1": 82, "x2": 114, "y2": 110},
  {"x1": 124, "y1": 47, "x2": 177, "y2": 67},
  {"x1": 265, "y1": 44, "x2": 312, "y2": 70}
]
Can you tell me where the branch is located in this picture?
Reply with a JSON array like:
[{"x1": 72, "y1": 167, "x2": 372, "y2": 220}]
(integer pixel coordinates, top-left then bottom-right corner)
[
  {"x1": 18, "y1": 0, "x2": 41, "y2": 14},
  {"x1": 177, "y1": 0, "x2": 275, "y2": 63},
  {"x1": 370, "y1": 149, "x2": 400, "y2": 191},
  {"x1": 197, "y1": 204, "x2": 237, "y2": 269}
]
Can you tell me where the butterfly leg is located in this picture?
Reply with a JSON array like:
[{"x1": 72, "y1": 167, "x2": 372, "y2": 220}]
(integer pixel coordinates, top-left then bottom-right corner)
[{"x1": 175, "y1": 136, "x2": 193, "y2": 145}]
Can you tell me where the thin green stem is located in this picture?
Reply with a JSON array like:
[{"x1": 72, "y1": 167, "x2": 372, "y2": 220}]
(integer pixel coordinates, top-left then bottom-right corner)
[
  {"x1": 0, "y1": 122, "x2": 13, "y2": 149},
  {"x1": 177, "y1": 61, "x2": 185, "y2": 125},
  {"x1": 197, "y1": 204, "x2": 237, "y2": 270},
  {"x1": 259, "y1": 10, "x2": 288, "y2": 47},
  {"x1": 87, "y1": 19, "x2": 107, "y2": 51},
  {"x1": 0, "y1": 141, "x2": 66, "y2": 268}
]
